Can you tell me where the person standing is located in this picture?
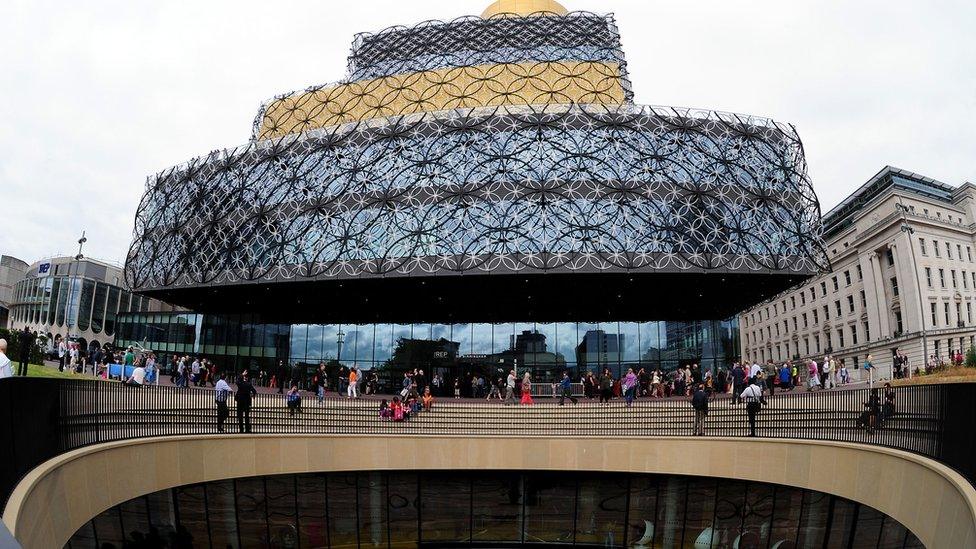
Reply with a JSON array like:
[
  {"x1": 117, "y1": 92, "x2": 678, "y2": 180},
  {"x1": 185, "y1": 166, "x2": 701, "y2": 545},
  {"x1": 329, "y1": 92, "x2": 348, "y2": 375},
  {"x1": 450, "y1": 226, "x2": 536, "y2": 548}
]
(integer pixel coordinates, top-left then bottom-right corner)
[
  {"x1": 276, "y1": 360, "x2": 288, "y2": 394},
  {"x1": 235, "y1": 371, "x2": 257, "y2": 433},
  {"x1": 599, "y1": 368, "x2": 614, "y2": 405},
  {"x1": 823, "y1": 358, "x2": 835, "y2": 390},
  {"x1": 622, "y1": 367, "x2": 638, "y2": 406},
  {"x1": 558, "y1": 371, "x2": 577, "y2": 405},
  {"x1": 741, "y1": 379, "x2": 767, "y2": 437},
  {"x1": 691, "y1": 383, "x2": 709, "y2": 436},
  {"x1": 347, "y1": 367, "x2": 359, "y2": 399},
  {"x1": 57, "y1": 338, "x2": 67, "y2": 372},
  {"x1": 214, "y1": 374, "x2": 231, "y2": 432},
  {"x1": 520, "y1": 372, "x2": 534, "y2": 405},
  {"x1": 731, "y1": 363, "x2": 746, "y2": 405},
  {"x1": 18, "y1": 327, "x2": 34, "y2": 376},
  {"x1": 806, "y1": 359, "x2": 821, "y2": 391},
  {"x1": 504, "y1": 370, "x2": 516, "y2": 405},
  {"x1": 863, "y1": 354, "x2": 875, "y2": 388},
  {"x1": 0, "y1": 339, "x2": 12, "y2": 379},
  {"x1": 314, "y1": 364, "x2": 327, "y2": 405}
]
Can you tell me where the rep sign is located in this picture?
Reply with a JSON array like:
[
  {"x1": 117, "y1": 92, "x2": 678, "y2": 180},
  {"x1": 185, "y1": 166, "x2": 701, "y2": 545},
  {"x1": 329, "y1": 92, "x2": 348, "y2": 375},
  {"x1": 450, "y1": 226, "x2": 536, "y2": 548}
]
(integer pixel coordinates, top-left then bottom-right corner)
[{"x1": 36, "y1": 262, "x2": 52, "y2": 277}]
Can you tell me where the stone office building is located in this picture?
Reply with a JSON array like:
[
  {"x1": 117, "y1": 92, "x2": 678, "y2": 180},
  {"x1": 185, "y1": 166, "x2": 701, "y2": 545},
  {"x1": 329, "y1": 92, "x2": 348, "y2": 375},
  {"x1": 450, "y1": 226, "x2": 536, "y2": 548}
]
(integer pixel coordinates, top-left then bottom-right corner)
[{"x1": 740, "y1": 166, "x2": 976, "y2": 379}]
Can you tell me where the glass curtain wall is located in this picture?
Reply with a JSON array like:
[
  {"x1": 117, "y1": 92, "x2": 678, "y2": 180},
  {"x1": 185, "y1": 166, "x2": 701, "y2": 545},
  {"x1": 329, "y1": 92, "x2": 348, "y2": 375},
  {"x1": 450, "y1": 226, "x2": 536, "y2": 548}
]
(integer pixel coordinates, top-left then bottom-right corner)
[
  {"x1": 67, "y1": 470, "x2": 923, "y2": 549},
  {"x1": 116, "y1": 315, "x2": 741, "y2": 386}
]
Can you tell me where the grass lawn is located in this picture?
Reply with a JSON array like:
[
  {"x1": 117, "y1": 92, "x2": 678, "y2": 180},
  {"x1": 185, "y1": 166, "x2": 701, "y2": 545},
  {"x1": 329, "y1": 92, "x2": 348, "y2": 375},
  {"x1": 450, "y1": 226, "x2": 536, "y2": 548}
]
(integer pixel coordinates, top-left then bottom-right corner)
[
  {"x1": 15, "y1": 363, "x2": 110, "y2": 380},
  {"x1": 891, "y1": 366, "x2": 976, "y2": 386}
]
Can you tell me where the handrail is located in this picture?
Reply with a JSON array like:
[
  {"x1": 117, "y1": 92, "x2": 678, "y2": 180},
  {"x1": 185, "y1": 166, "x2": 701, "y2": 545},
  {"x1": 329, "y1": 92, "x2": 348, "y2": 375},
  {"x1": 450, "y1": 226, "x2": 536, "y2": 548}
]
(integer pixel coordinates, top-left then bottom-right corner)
[{"x1": 1, "y1": 378, "x2": 974, "y2": 512}]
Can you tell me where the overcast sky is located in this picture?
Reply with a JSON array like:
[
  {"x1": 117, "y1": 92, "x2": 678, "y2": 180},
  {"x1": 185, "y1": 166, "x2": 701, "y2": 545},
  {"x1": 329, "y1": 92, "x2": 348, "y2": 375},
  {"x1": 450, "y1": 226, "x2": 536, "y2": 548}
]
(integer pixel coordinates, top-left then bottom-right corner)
[{"x1": 1, "y1": 0, "x2": 973, "y2": 265}]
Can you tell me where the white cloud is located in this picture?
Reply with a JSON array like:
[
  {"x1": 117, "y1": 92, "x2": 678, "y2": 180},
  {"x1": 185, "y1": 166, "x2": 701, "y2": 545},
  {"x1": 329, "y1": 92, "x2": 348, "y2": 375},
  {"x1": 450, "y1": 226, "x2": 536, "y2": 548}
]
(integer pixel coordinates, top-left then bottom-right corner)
[{"x1": 0, "y1": 0, "x2": 973, "y2": 264}]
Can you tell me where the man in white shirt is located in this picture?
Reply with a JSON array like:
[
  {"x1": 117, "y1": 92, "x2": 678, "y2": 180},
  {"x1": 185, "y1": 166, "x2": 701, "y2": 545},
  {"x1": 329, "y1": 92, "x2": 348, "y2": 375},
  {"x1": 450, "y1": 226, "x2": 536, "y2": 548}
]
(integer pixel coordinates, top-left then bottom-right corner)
[
  {"x1": 823, "y1": 358, "x2": 835, "y2": 390},
  {"x1": 57, "y1": 339, "x2": 67, "y2": 371},
  {"x1": 749, "y1": 362, "x2": 762, "y2": 383},
  {"x1": 191, "y1": 358, "x2": 201, "y2": 386},
  {"x1": 741, "y1": 380, "x2": 767, "y2": 437},
  {"x1": 214, "y1": 373, "x2": 232, "y2": 432},
  {"x1": 0, "y1": 339, "x2": 12, "y2": 379},
  {"x1": 125, "y1": 365, "x2": 147, "y2": 386}
]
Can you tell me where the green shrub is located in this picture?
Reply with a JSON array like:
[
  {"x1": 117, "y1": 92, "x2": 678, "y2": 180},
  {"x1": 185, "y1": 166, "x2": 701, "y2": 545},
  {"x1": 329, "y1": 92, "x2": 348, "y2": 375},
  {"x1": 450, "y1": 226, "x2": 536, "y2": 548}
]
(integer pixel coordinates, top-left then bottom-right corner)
[
  {"x1": 966, "y1": 346, "x2": 976, "y2": 368},
  {"x1": 0, "y1": 328, "x2": 45, "y2": 364}
]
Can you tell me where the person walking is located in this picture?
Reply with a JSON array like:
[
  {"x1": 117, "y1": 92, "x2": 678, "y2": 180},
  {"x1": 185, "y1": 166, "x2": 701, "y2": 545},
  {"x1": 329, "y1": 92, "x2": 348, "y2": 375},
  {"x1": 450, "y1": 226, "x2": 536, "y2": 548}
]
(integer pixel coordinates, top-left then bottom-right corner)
[
  {"x1": 558, "y1": 371, "x2": 577, "y2": 405},
  {"x1": 806, "y1": 359, "x2": 821, "y2": 391},
  {"x1": 18, "y1": 327, "x2": 34, "y2": 377},
  {"x1": 691, "y1": 383, "x2": 709, "y2": 435},
  {"x1": 504, "y1": 370, "x2": 516, "y2": 405},
  {"x1": 741, "y1": 379, "x2": 767, "y2": 437},
  {"x1": 347, "y1": 367, "x2": 359, "y2": 399},
  {"x1": 214, "y1": 373, "x2": 231, "y2": 432},
  {"x1": 235, "y1": 371, "x2": 257, "y2": 433}
]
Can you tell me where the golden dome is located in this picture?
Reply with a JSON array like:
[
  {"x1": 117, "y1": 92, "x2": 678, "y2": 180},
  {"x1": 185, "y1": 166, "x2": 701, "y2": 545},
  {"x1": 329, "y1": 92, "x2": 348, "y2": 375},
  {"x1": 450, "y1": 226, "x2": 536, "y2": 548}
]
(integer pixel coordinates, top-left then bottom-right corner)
[{"x1": 481, "y1": 0, "x2": 569, "y2": 18}]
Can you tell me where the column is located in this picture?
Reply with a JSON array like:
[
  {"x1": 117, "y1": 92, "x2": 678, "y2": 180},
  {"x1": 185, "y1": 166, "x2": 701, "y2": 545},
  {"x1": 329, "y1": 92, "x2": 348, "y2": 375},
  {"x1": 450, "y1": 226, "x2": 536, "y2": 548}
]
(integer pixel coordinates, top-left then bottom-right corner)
[
  {"x1": 892, "y1": 233, "x2": 924, "y2": 334},
  {"x1": 859, "y1": 253, "x2": 882, "y2": 341},
  {"x1": 869, "y1": 253, "x2": 892, "y2": 338}
]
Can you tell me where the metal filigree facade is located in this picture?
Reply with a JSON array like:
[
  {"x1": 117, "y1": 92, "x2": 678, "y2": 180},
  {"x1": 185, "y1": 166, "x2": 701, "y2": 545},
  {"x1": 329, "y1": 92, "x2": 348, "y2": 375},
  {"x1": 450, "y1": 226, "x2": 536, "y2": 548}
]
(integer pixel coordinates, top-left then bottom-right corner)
[{"x1": 125, "y1": 10, "x2": 828, "y2": 296}]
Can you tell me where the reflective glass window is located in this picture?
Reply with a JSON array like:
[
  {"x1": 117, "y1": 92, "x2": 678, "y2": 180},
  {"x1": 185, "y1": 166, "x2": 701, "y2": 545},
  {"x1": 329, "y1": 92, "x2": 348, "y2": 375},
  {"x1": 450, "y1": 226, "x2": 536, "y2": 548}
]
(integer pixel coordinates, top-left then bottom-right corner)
[
  {"x1": 471, "y1": 472, "x2": 522, "y2": 543},
  {"x1": 420, "y1": 472, "x2": 470, "y2": 542},
  {"x1": 524, "y1": 472, "x2": 575, "y2": 543},
  {"x1": 175, "y1": 484, "x2": 210, "y2": 547},
  {"x1": 206, "y1": 480, "x2": 239, "y2": 548}
]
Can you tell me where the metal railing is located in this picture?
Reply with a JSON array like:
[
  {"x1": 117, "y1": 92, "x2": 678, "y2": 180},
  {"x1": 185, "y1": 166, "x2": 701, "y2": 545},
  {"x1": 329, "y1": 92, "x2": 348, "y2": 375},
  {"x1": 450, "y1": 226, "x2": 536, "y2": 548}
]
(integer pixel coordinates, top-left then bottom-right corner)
[{"x1": 1, "y1": 378, "x2": 974, "y2": 510}]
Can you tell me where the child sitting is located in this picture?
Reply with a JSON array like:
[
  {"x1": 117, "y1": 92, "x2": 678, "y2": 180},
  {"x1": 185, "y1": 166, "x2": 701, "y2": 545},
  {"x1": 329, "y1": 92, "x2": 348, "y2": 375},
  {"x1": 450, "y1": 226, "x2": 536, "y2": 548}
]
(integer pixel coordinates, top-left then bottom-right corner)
[
  {"x1": 286, "y1": 385, "x2": 302, "y2": 415},
  {"x1": 422, "y1": 387, "x2": 434, "y2": 412},
  {"x1": 379, "y1": 399, "x2": 391, "y2": 419},
  {"x1": 391, "y1": 397, "x2": 405, "y2": 421}
]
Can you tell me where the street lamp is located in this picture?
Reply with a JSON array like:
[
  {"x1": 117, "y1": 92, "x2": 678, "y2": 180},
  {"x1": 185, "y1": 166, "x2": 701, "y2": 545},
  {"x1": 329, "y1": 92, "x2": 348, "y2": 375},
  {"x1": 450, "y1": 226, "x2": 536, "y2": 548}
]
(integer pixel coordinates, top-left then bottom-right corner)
[
  {"x1": 896, "y1": 201, "x2": 924, "y2": 379},
  {"x1": 65, "y1": 231, "x2": 87, "y2": 343}
]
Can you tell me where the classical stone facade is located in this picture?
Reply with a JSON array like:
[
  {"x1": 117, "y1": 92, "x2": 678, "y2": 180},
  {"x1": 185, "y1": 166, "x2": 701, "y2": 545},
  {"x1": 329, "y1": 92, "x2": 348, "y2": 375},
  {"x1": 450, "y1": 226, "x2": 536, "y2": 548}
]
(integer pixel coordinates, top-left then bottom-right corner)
[{"x1": 740, "y1": 166, "x2": 976, "y2": 379}]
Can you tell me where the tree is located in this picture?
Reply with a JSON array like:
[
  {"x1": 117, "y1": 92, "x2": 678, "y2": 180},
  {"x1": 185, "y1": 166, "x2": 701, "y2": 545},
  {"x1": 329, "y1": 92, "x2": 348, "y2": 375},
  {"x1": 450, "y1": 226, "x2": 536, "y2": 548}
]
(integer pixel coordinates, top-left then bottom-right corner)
[{"x1": 965, "y1": 346, "x2": 976, "y2": 368}]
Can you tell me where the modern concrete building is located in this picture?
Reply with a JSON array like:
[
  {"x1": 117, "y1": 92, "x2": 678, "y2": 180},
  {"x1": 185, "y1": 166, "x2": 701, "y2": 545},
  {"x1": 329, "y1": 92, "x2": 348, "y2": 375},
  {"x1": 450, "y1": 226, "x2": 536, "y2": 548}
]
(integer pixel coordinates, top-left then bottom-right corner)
[
  {"x1": 0, "y1": 255, "x2": 28, "y2": 328},
  {"x1": 6, "y1": 256, "x2": 173, "y2": 353},
  {"x1": 740, "y1": 166, "x2": 976, "y2": 379}
]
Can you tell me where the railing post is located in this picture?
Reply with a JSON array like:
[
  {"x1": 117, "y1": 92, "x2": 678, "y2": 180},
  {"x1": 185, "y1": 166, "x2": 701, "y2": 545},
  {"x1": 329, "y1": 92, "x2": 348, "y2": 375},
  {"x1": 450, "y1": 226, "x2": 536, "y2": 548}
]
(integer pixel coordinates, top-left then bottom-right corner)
[{"x1": 93, "y1": 380, "x2": 100, "y2": 444}]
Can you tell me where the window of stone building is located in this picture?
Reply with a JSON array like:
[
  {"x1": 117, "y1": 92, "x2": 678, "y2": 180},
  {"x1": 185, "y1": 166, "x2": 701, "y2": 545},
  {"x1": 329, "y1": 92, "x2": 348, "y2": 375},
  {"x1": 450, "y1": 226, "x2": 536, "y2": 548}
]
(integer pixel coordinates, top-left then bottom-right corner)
[
  {"x1": 964, "y1": 271, "x2": 968, "y2": 289},
  {"x1": 952, "y1": 270, "x2": 958, "y2": 288},
  {"x1": 832, "y1": 277, "x2": 839, "y2": 291},
  {"x1": 931, "y1": 302, "x2": 938, "y2": 327},
  {"x1": 894, "y1": 313, "x2": 903, "y2": 335},
  {"x1": 934, "y1": 240, "x2": 941, "y2": 257},
  {"x1": 836, "y1": 329, "x2": 844, "y2": 349},
  {"x1": 944, "y1": 302, "x2": 951, "y2": 326},
  {"x1": 844, "y1": 271, "x2": 851, "y2": 285},
  {"x1": 847, "y1": 295, "x2": 855, "y2": 313},
  {"x1": 863, "y1": 321, "x2": 870, "y2": 342},
  {"x1": 850, "y1": 325, "x2": 858, "y2": 345},
  {"x1": 802, "y1": 313, "x2": 808, "y2": 328},
  {"x1": 968, "y1": 302, "x2": 973, "y2": 324},
  {"x1": 814, "y1": 334, "x2": 821, "y2": 353},
  {"x1": 939, "y1": 268, "x2": 946, "y2": 288},
  {"x1": 886, "y1": 249, "x2": 895, "y2": 266},
  {"x1": 856, "y1": 264, "x2": 863, "y2": 280},
  {"x1": 947, "y1": 241, "x2": 953, "y2": 259},
  {"x1": 919, "y1": 238, "x2": 927, "y2": 255},
  {"x1": 813, "y1": 309, "x2": 819, "y2": 324},
  {"x1": 860, "y1": 290, "x2": 866, "y2": 308},
  {"x1": 890, "y1": 277, "x2": 899, "y2": 297},
  {"x1": 820, "y1": 282, "x2": 827, "y2": 296}
]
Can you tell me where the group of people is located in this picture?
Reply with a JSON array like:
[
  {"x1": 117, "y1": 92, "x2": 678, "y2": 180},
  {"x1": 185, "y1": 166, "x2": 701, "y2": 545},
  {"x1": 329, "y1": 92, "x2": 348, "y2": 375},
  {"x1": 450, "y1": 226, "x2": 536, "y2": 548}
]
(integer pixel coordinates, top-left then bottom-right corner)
[{"x1": 379, "y1": 386, "x2": 435, "y2": 421}]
